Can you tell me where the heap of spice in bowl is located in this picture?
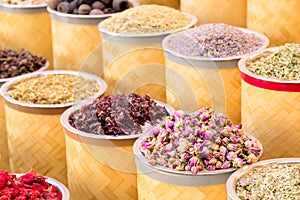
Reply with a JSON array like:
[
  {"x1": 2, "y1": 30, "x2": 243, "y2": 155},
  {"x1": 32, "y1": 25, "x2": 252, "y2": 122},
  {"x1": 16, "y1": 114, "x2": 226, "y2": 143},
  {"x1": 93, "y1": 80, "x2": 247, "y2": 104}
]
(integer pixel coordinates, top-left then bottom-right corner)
[
  {"x1": 245, "y1": 43, "x2": 300, "y2": 81},
  {"x1": 4, "y1": 70, "x2": 102, "y2": 105},
  {"x1": 47, "y1": 0, "x2": 133, "y2": 15},
  {"x1": 0, "y1": 169, "x2": 69, "y2": 199},
  {"x1": 68, "y1": 93, "x2": 170, "y2": 136},
  {"x1": 139, "y1": 108, "x2": 262, "y2": 174},
  {"x1": 165, "y1": 23, "x2": 267, "y2": 59},
  {"x1": 0, "y1": 48, "x2": 47, "y2": 81},
  {"x1": 99, "y1": 4, "x2": 195, "y2": 34},
  {"x1": 0, "y1": 0, "x2": 46, "y2": 5},
  {"x1": 226, "y1": 158, "x2": 300, "y2": 200}
]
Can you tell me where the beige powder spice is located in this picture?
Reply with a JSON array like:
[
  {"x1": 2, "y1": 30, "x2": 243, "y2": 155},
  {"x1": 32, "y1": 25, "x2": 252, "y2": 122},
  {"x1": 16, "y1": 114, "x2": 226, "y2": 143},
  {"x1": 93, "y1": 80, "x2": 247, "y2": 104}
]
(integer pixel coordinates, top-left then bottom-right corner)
[
  {"x1": 0, "y1": 0, "x2": 46, "y2": 5},
  {"x1": 7, "y1": 74, "x2": 100, "y2": 104},
  {"x1": 101, "y1": 5, "x2": 192, "y2": 34}
]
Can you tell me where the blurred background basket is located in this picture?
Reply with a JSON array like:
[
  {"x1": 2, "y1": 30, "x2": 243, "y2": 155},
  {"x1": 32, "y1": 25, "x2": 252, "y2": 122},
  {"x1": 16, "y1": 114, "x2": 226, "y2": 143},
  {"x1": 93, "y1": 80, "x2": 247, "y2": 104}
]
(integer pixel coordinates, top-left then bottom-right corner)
[
  {"x1": 0, "y1": 3, "x2": 53, "y2": 69},
  {"x1": 247, "y1": 0, "x2": 300, "y2": 47},
  {"x1": 181, "y1": 0, "x2": 247, "y2": 27}
]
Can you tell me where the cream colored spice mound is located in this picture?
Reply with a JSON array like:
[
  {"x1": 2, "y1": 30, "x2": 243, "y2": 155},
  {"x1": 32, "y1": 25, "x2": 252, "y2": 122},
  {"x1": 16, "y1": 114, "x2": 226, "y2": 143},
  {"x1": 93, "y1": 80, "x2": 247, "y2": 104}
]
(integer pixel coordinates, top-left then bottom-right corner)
[
  {"x1": 0, "y1": 0, "x2": 46, "y2": 5},
  {"x1": 236, "y1": 163, "x2": 300, "y2": 200},
  {"x1": 7, "y1": 74, "x2": 100, "y2": 104},
  {"x1": 101, "y1": 5, "x2": 192, "y2": 34},
  {"x1": 246, "y1": 43, "x2": 300, "y2": 80}
]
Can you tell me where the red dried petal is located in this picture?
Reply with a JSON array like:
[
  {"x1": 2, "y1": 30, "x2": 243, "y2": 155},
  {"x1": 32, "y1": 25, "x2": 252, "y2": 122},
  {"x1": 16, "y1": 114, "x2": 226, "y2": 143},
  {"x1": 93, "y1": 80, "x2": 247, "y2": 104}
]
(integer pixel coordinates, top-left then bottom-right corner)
[
  {"x1": 0, "y1": 194, "x2": 12, "y2": 200},
  {"x1": 0, "y1": 170, "x2": 62, "y2": 200},
  {"x1": 32, "y1": 183, "x2": 43, "y2": 193},
  {"x1": 14, "y1": 195, "x2": 26, "y2": 200},
  {"x1": 19, "y1": 170, "x2": 36, "y2": 184},
  {"x1": 0, "y1": 171, "x2": 8, "y2": 189}
]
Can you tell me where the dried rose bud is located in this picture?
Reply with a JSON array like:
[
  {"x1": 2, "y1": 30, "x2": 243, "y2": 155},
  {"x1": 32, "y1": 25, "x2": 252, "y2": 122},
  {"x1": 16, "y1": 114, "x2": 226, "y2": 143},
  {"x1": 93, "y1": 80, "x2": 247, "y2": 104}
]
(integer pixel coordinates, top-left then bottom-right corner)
[
  {"x1": 221, "y1": 161, "x2": 231, "y2": 169},
  {"x1": 233, "y1": 158, "x2": 244, "y2": 168},
  {"x1": 174, "y1": 110, "x2": 184, "y2": 119},
  {"x1": 227, "y1": 143, "x2": 238, "y2": 151},
  {"x1": 202, "y1": 131, "x2": 213, "y2": 140},
  {"x1": 208, "y1": 158, "x2": 218, "y2": 165},
  {"x1": 216, "y1": 161, "x2": 223, "y2": 169},
  {"x1": 246, "y1": 153, "x2": 258, "y2": 163},
  {"x1": 164, "y1": 143, "x2": 173, "y2": 152},
  {"x1": 226, "y1": 151, "x2": 237, "y2": 161},
  {"x1": 206, "y1": 165, "x2": 216, "y2": 171},
  {"x1": 220, "y1": 146, "x2": 227, "y2": 156}
]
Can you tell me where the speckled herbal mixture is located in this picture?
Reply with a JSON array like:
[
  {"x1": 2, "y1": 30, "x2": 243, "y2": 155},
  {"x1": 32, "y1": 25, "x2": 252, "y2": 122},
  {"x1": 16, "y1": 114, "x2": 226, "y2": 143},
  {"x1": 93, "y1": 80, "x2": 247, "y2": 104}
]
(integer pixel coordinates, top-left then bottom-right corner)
[
  {"x1": 246, "y1": 43, "x2": 300, "y2": 80},
  {"x1": 166, "y1": 23, "x2": 265, "y2": 58},
  {"x1": 7, "y1": 74, "x2": 100, "y2": 104},
  {"x1": 101, "y1": 5, "x2": 191, "y2": 34},
  {"x1": 236, "y1": 163, "x2": 300, "y2": 200}
]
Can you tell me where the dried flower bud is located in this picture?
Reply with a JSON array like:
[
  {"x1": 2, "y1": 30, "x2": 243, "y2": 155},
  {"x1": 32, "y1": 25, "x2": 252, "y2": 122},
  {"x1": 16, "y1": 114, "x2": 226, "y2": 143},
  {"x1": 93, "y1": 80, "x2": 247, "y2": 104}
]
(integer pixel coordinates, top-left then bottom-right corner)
[
  {"x1": 164, "y1": 143, "x2": 173, "y2": 152},
  {"x1": 227, "y1": 143, "x2": 238, "y2": 151},
  {"x1": 221, "y1": 161, "x2": 231, "y2": 169},
  {"x1": 220, "y1": 146, "x2": 227, "y2": 156},
  {"x1": 208, "y1": 158, "x2": 218, "y2": 165},
  {"x1": 226, "y1": 151, "x2": 237, "y2": 161},
  {"x1": 174, "y1": 110, "x2": 184, "y2": 119},
  {"x1": 233, "y1": 158, "x2": 244, "y2": 168},
  {"x1": 202, "y1": 131, "x2": 213, "y2": 140},
  {"x1": 206, "y1": 165, "x2": 216, "y2": 171},
  {"x1": 216, "y1": 161, "x2": 222, "y2": 169},
  {"x1": 246, "y1": 153, "x2": 258, "y2": 163}
]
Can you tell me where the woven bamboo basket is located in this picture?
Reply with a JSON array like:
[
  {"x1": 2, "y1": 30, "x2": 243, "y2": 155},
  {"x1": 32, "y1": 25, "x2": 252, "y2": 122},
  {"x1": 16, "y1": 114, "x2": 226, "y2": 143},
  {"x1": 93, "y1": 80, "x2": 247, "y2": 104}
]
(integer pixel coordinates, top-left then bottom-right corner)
[
  {"x1": 0, "y1": 3, "x2": 53, "y2": 69},
  {"x1": 181, "y1": 0, "x2": 247, "y2": 27},
  {"x1": 240, "y1": 47, "x2": 300, "y2": 160},
  {"x1": 0, "y1": 62, "x2": 48, "y2": 171},
  {"x1": 0, "y1": 70, "x2": 106, "y2": 186},
  {"x1": 134, "y1": 137, "x2": 263, "y2": 200},
  {"x1": 60, "y1": 101, "x2": 173, "y2": 200},
  {"x1": 99, "y1": 13, "x2": 197, "y2": 102},
  {"x1": 48, "y1": 8, "x2": 106, "y2": 75},
  {"x1": 247, "y1": 0, "x2": 300, "y2": 47},
  {"x1": 133, "y1": 0, "x2": 179, "y2": 9},
  {"x1": 163, "y1": 28, "x2": 269, "y2": 124},
  {"x1": 0, "y1": 95, "x2": 9, "y2": 171}
]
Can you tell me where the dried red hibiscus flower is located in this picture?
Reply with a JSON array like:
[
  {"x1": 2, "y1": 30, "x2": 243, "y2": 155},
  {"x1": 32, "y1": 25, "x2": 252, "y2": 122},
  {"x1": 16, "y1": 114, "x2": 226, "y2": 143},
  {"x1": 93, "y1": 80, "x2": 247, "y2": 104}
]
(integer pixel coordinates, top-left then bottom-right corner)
[
  {"x1": 69, "y1": 93, "x2": 169, "y2": 136},
  {"x1": 0, "y1": 169, "x2": 62, "y2": 200}
]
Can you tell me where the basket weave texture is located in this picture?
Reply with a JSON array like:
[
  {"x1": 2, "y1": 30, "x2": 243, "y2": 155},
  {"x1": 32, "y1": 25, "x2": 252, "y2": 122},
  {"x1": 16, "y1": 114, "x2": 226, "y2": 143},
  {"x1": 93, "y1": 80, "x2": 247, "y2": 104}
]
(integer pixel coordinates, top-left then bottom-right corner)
[{"x1": 241, "y1": 80, "x2": 300, "y2": 159}]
